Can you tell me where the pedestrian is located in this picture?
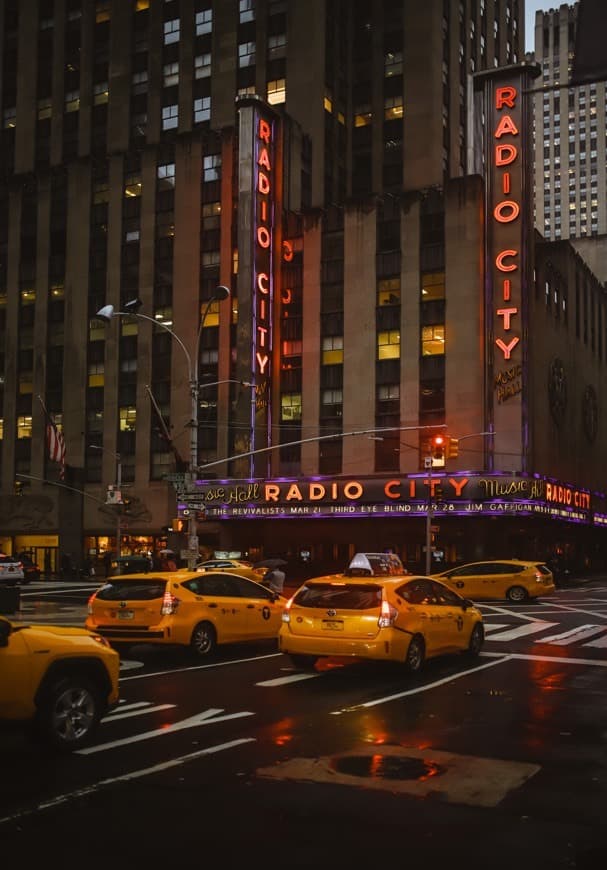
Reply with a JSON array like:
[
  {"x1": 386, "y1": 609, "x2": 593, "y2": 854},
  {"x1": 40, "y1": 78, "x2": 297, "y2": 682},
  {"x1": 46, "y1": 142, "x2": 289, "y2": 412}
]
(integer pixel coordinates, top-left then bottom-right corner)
[
  {"x1": 44, "y1": 550, "x2": 52, "y2": 579},
  {"x1": 265, "y1": 566, "x2": 286, "y2": 594},
  {"x1": 60, "y1": 552, "x2": 72, "y2": 580}
]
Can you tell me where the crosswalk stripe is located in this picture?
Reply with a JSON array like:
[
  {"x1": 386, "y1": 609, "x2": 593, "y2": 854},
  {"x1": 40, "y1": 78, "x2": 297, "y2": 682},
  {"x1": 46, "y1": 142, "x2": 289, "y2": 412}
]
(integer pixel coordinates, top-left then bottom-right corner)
[
  {"x1": 536, "y1": 624, "x2": 607, "y2": 645},
  {"x1": 485, "y1": 621, "x2": 557, "y2": 641},
  {"x1": 483, "y1": 623, "x2": 509, "y2": 633},
  {"x1": 584, "y1": 633, "x2": 607, "y2": 648}
]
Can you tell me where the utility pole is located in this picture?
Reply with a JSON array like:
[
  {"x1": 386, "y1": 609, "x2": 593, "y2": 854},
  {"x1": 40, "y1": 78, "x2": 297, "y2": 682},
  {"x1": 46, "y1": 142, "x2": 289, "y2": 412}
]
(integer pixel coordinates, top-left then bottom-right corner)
[{"x1": 424, "y1": 453, "x2": 433, "y2": 575}]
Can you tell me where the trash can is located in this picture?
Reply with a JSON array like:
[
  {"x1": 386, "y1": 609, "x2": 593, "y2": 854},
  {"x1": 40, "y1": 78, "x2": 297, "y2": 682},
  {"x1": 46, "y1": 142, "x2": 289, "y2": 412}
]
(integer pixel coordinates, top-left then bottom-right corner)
[{"x1": 0, "y1": 584, "x2": 20, "y2": 615}]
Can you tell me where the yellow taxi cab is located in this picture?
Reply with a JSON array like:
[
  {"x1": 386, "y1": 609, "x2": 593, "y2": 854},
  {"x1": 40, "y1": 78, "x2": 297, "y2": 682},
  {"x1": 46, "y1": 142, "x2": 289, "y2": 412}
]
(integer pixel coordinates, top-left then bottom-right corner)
[
  {"x1": 278, "y1": 553, "x2": 484, "y2": 672},
  {"x1": 431, "y1": 559, "x2": 555, "y2": 602},
  {"x1": 0, "y1": 614, "x2": 120, "y2": 751},
  {"x1": 86, "y1": 569, "x2": 286, "y2": 658},
  {"x1": 196, "y1": 559, "x2": 268, "y2": 583}
]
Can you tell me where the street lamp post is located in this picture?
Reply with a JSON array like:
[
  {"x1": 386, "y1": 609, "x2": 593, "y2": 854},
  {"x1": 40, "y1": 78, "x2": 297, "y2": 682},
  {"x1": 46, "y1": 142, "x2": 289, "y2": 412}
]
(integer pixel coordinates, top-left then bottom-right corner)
[
  {"x1": 97, "y1": 285, "x2": 231, "y2": 570},
  {"x1": 89, "y1": 444, "x2": 122, "y2": 557}
]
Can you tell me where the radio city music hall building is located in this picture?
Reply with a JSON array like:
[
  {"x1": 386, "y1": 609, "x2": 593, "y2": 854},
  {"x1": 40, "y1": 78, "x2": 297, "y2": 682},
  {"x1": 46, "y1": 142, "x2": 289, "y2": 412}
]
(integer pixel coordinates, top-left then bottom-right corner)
[{"x1": 0, "y1": 2, "x2": 606, "y2": 574}]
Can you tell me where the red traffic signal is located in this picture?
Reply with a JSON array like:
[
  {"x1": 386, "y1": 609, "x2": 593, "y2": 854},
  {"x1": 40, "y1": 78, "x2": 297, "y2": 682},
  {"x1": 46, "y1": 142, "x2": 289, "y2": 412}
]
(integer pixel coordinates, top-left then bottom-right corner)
[{"x1": 431, "y1": 435, "x2": 445, "y2": 460}]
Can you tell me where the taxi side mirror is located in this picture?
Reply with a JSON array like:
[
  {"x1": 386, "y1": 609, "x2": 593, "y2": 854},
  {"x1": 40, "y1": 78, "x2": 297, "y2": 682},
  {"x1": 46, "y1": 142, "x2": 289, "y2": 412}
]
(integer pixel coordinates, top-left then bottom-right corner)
[{"x1": 461, "y1": 598, "x2": 473, "y2": 610}]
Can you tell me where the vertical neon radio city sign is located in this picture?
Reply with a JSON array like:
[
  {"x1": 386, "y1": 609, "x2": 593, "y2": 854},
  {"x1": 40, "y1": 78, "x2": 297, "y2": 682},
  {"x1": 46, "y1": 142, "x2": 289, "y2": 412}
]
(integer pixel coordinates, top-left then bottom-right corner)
[
  {"x1": 491, "y1": 81, "x2": 522, "y2": 363},
  {"x1": 253, "y1": 111, "x2": 275, "y2": 399}
]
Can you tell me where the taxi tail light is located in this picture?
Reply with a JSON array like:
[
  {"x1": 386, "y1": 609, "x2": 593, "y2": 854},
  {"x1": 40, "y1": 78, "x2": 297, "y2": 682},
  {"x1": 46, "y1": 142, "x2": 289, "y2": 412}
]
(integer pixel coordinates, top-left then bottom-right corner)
[
  {"x1": 87, "y1": 592, "x2": 97, "y2": 615},
  {"x1": 282, "y1": 595, "x2": 295, "y2": 623},
  {"x1": 534, "y1": 570, "x2": 543, "y2": 583},
  {"x1": 161, "y1": 589, "x2": 180, "y2": 615},
  {"x1": 378, "y1": 598, "x2": 398, "y2": 628}
]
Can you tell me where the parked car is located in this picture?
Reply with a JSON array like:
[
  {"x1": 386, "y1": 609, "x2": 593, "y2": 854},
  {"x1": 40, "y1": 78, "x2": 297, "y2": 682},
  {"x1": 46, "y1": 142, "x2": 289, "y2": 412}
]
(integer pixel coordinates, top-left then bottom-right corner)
[
  {"x1": 0, "y1": 615, "x2": 120, "y2": 751},
  {"x1": 431, "y1": 559, "x2": 555, "y2": 602},
  {"x1": 86, "y1": 569, "x2": 287, "y2": 658},
  {"x1": 19, "y1": 555, "x2": 41, "y2": 584},
  {"x1": 0, "y1": 553, "x2": 25, "y2": 585},
  {"x1": 278, "y1": 553, "x2": 484, "y2": 672}
]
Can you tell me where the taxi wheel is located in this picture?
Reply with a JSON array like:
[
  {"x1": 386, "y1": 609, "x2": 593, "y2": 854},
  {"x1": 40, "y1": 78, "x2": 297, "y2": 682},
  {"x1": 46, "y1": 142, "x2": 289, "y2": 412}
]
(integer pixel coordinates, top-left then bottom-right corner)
[
  {"x1": 506, "y1": 585, "x2": 528, "y2": 603},
  {"x1": 35, "y1": 676, "x2": 103, "y2": 751},
  {"x1": 190, "y1": 621, "x2": 217, "y2": 658},
  {"x1": 404, "y1": 635, "x2": 425, "y2": 673},
  {"x1": 467, "y1": 623, "x2": 484, "y2": 656}
]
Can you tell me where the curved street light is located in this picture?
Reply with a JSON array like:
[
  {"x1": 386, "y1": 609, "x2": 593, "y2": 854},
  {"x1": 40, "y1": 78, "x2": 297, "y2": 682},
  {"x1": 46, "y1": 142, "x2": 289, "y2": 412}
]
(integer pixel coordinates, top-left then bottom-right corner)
[{"x1": 96, "y1": 285, "x2": 231, "y2": 569}]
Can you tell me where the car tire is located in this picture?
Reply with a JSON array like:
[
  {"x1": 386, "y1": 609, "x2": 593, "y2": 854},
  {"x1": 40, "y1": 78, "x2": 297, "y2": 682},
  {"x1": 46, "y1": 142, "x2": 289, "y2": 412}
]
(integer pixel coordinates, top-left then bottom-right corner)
[
  {"x1": 506, "y1": 585, "x2": 528, "y2": 603},
  {"x1": 290, "y1": 654, "x2": 318, "y2": 669},
  {"x1": 404, "y1": 635, "x2": 425, "y2": 673},
  {"x1": 467, "y1": 623, "x2": 484, "y2": 656},
  {"x1": 190, "y1": 621, "x2": 217, "y2": 658},
  {"x1": 34, "y1": 675, "x2": 104, "y2": 752}
]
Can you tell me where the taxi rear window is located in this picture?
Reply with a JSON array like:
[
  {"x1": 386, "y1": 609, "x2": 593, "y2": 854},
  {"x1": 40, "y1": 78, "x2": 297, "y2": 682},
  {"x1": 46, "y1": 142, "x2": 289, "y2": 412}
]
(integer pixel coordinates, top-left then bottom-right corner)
[
  {"x1": 95, "y1": 579, "x2": 167, "y2": 601},
  {"x1": 293, "y1": 583, "x2": 382, "y2": 610}
]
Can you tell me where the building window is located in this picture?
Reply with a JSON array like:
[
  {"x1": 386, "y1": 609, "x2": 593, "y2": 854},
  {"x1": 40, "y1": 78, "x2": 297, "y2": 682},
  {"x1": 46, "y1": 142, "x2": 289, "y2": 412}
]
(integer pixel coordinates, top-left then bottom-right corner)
[
  {"x1": 195, "y1": 8, "x2": 212, "y2": 35},
  {"x1": 384, "y1": 97, "x2": 403, "y2": 121},
  {"x1": 157, "y1": 162, "x2": 176, "y2": 190},
  {"x1": 17, "y1": 416, "x2": 33, "y2": 439},
  {"x1": 267, "y1": 78, "x2": 286, "y2": 105},
  {"x1": 281, "y1": 393, "x2": 302, "y2": 421},
  {"x1": 163, "y1": 18, "x2": 180, "y2": 44},
  {"x1": 65, "y1": 91, "x2": 80, "y2": 112},
  {"x1": 163, "y1": 62, "x2": 179, "y2": 87},
  {"x1": 421, "y1": 271, "x2": 445, "y2": 300},
  {"x1": 322, "y1": 336, "x2": 343, "y2": 365},
  {"x1": 354, "y1": 106, "x2": 372, "y2": 127},
  {"x1": 421, "y1": 325, "x2": 445, "y2": 355},
  {"x1": 321, "y1": 389, "x2": 343, "y2": 416},
  {"x1": 268, "y1": 33, "x2": 286, "y2": 58},
  {"x1": 238, "y1": 42, "x2": 256, "y2": 68},
  {"x1": 194, "y1": 96, "x2": 211, "y2": 123},
  {"x1": 119, "y1": 406, "x2": 137, "y2": 431},
  {"x1": 377, "y1": 277, "x2": 401, "y2": 306},
  {"x1": 239, "y1": 0, "x2": 255, "y2": 23},
  {"x1": 162, "y1": 104, "x2": 178, "y2": 130},
  {"x1": 377, "y1": 330, "x2": 400, "y2": 360},
  {"x1": 88, "y1": 363, "x2": 105, "y2": 387},
  {"x1": 203, "y1": 154, "x2": 221, "y2": 182},
  {"x1": 37, "y1": 99, "x2": 52, "y2": 120},
  {"x1": 385, "y1": 51, "x2": 402, "y2": 77},
  {"x1": 194, "y1": 53, "x2": 211, "y2": 78}
]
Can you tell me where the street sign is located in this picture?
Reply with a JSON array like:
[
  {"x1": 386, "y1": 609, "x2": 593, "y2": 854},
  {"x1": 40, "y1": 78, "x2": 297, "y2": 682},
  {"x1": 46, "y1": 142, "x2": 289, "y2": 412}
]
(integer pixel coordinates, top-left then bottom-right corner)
[
  {"x1": 188, "y1": 535, "x2": 199, "y2": 550},
  {"x1": 180, "y1": 549, "x2": 198, "y2": 560},
  {"x1": 183, "y1": 503, "x2": 206, "y2": 511},
  {"x1": 164, "y1": 473, "x2": 187, "y2": 483}
]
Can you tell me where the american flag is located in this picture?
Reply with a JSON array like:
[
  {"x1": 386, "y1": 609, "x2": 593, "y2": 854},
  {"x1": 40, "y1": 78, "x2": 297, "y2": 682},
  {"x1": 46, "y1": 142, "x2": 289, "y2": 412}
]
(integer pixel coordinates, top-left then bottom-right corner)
[{"x1": 45, "y1": 410, "x2": 66, "y2": 480}]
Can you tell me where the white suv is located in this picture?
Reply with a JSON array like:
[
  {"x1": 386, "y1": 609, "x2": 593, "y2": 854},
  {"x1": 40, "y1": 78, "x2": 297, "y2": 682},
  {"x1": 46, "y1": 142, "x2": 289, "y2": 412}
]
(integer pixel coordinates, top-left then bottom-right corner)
[{"x1": 0, "y1": 554, "x2": 25, "y2": 584}]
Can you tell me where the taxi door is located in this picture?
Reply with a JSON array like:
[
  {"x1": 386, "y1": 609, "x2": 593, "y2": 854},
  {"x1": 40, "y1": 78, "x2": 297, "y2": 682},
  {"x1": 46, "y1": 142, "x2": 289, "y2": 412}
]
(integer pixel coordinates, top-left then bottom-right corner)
[
  {"x1": 402, "y1": 579, "x2": 448, "y2": 654},
  {"x1": 431, "y1": 581, "x2": 467, "y2": 651},
  {"x1": 0, "y1": 621, "x2": 35, "y2": 718},
  {"x1": 194, "y1": 573, "x2": 250, "y2": 642},
  {"x1": 227, "y1": 574, "x2": 284, "y2": 641},
  {"x1": 439, "y1": 564, "x2": 483, "y2": 599}
]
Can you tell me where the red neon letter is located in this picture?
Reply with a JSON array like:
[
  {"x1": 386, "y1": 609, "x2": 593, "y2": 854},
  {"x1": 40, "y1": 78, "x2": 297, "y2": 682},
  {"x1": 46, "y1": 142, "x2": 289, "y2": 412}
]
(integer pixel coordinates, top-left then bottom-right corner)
[
  {"x1": 494, "y1": 115, "x2": 519, "y2": 138},
  {"x1": 257, "y1": 226, "x2": 271, "y2": 248},
  {"x1": 259, "y1": 118, "x2": 271, "y2": 143},
  {"x1": 495, "y1": 86, "x2": 517, "y2": 109},
  {"x1": 495, "y1": 250, "x2": 518, "y2": 272},
  {"x1": 495, "y1": 143, "x2": 517, "y2": 166},
  {"x1": 258, "y1": 172, "x2": 270, "y2": 195},
  {"x1": 257, "y1": 146, "x2": 271, "y2": 170},
  {"x1": 495, "y1": 336, "x2": 520, "y2": 359},
  {"x1": 494, "y1": 200, "x2": 520, "y2": 223},
  {"x1": 497, "y1": 307, "x2": 518, "y2": 329},
  {"x1": 257, "y1": 273, "x2": 270, "y2": 292}
]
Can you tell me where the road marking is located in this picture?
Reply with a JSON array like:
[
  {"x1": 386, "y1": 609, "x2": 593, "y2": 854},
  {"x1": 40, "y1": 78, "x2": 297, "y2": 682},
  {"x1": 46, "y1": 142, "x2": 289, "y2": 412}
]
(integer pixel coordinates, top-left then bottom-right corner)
[
  {"x1": 78, "y1": 707, "x2": 255, "y2": 754},
  {"x1": 535, "y1": 624, "x2": 607, "y2": 645},
  {"x1": 485, "y1": 621, "x2": 557, "y2": 641},
  {"x1": 120, "y1": 652, "x2": 282, "y2": 681},
  {"x1": 584, "y1": 633, "x2": 607, "y2": 648},
  {"x1": 332, "y1": 655, "x2": 512, "y2": 712},
  {"x1": 0, "y1": 738, "x2": 256, "y2": 827},
  {"x1": 481, "y1": 650, "x2": 607, "y2": 667},
  {"x1": 257, "y1": 673, "x2": 319, "y2": 686},
  {"x1": 479, "y1": 604, "x2": 547, "y2": 623},
  {"x1": 103, "y1": 703, "x2": 175, "y2": 721},
  {"x1": 540, "y1": 602, "x2": 607, "y2": 620},
  {"x1": 483, "y1": 623, "x2": 509, "y2": 632}
]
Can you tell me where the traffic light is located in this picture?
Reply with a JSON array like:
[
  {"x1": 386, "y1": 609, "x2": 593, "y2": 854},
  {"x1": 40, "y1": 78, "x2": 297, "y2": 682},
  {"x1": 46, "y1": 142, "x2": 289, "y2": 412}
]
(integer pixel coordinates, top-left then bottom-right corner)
[
  {"x1": 447, "y1": 437, "x2": 459, "y2": 459},
  {"x1": 434, "y1": 485, "x2": 444, "y2": 500},
  {"x1": 171, "y1": 517, "x2": 185, "y2": 532},
  {"x1": 431, "y1": 434, "x2": 445, "y2": 462}
]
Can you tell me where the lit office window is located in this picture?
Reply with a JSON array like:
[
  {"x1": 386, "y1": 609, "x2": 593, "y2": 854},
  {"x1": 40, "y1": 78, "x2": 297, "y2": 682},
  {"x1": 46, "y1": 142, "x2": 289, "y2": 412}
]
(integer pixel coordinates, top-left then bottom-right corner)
[
  {"x1": 377, "y1": 330, "x2": 401, "y2": 360},
  {"x1": 421, "y1": 325, "x2": 445, "y2": 355},
  {"x1": 322, "y1": 336, "x2": 343, "y2": 365}
]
